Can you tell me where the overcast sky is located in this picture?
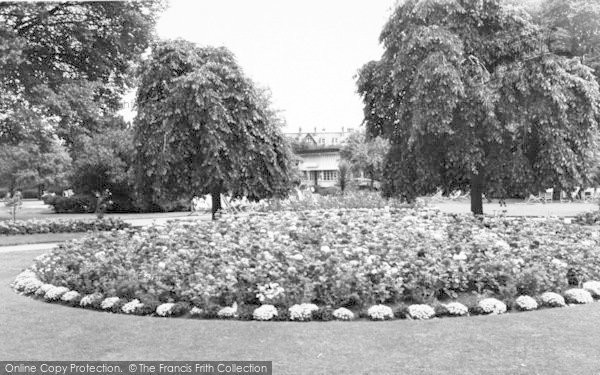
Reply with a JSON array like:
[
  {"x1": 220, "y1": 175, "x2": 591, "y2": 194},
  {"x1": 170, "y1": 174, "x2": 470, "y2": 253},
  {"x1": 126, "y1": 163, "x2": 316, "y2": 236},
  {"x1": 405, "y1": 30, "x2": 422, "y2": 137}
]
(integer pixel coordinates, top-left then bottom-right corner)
[{"x1": 123, "y1": 0, "x2": 397, "y2": 133}]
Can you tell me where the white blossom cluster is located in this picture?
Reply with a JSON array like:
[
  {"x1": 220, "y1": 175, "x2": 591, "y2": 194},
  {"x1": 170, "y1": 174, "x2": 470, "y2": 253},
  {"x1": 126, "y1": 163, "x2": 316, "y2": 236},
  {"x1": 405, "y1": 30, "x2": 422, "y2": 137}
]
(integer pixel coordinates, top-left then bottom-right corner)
[
  {"x1": 12, "y1": 270, "x2": 43, "y2": 295},
  {"x1": 189, "y1": 307, "x2": 203, "y2": 316},
  {"x1": 514, "y1": 296, "x2": 538, "y2": 311},
  {"x1": 35, "y1": 283, "x2": 54, "y2": 297},
  {"x1": 540, "y1": 292, "x2": 566, "y2": 307},
  {"x1": 253, "y1": 304, "x2": 278, "y2": 321},
  {"x1": 80, "y1": 293, "x2": 103, "y2": 307},
  {"x1": 121, "y1": 299, "x2": 144, "y2": 314},
  {"x1": 478, "y1": 298, "x2": 507, "y2": 315},
  {"x1": 407, "y1": 304, "x2": 436, "y2": 320},
  {"x1": 256, "y1": 283, "x2": 285, "y2": 303},
  {"x1": 217, "y1": 302, "x2": 238, "y2": 318},
  {"x1": 60, "y1": 291, "x2": 81, "y2": 302},
  {"x1": 156, "y1": 303, "x2": 175, "y2": 317},
  {"x1": 443, "y1": 302, "x2": 468, "y2": 316},
  {"x1": 367, "y1": 304, "x2": 394, "y2": 320},
  {"x1": 289, "y1": 303, "x2": 319, "y2": 321},
  {"x1": 100, "y1": 297, "x2": 120, "y2": 310},
  {"x1": 563, "y1": 288, "x2": 594, "y2": 304},
  {"x1": 44, "y1": 286, "x2": 70, "y2": 301},
  {"x1": 582, "y1": 281, "x2": 600, "y2": 298},
  {"x1": 332, "y1": 307, "x2": 354, "y2": 321}
]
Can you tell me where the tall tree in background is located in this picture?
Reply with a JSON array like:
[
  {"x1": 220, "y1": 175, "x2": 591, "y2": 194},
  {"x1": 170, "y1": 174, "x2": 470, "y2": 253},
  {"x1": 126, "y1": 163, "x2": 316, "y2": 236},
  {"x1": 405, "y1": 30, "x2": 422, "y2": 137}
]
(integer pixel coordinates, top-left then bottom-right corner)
[
  {"x1": 358, "y1": 0, "x2": 600, "y2": 214},
  {"x1": 340, "y1": 130, "x2": 390, "y2": 189},
  {"x1": 133, "y1": 40, "x2": 294, "y2": 217},
  {"x1": 0, "y1": 1, "x2": 164, "y2": 146}
]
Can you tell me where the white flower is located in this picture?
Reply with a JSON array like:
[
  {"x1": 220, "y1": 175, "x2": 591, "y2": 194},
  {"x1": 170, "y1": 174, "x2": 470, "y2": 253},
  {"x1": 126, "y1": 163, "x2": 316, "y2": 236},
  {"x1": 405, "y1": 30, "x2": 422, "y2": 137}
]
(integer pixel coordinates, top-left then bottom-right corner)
[
  {"x1": 189, "y1": 307, "x2": 203, "y2": 316},
  {"x1": 332, "y1": 307, "x2": 354, "y2": 321},
  {"x1": 289, "y1": 254, "x2": 303, "y2": 261},
  {"x1": 320, "y1": 245, "x2": 331, "y2": 253},
  {"x1": 582, "y1": 281, "x2": 600, "y2": 298},
  {"x1": 452, "y1": 252, "x2": 467, "y2": 261},
  {"x1": 540, "y1": 292, "x2": 566, "y2": 307},
  {"x1": 156, "y1": 303, "x2": 175, "y2": 316},
  {"x1": 444, "y1": 302, "x2": 468, "y2": 316},
  {"x1": 564, "y1": 218, "x2": 572, "y2": 224},
  {"x1": 367, "y1": 304, "x2": 394, "y2": 320},
  {"x1": 35, "y1": 284, "x2": 53, "y2": 297},
  {"x1": 256, "y1": 283, "x2": 285, "y2": 302},
  {"x1": 478, "y1": 298, "x2": 507, "y2": 315},
  {"x1": 407, "y1": 304, "x2": 436, "y2": 320},
  {"x1": 61, "y1": 291, "x2": 81, "y2": 302},
  {"x1": 289, "y1": 303, "x2": 319, "y2": 321},
  {"x1": 217, "y1": 302, "x2": 238, "y2": 318},
  {"x1": 101, "y1": 297, "x2": 120, "y2": 310},
  {"x1": 564, "y1": 288, "x2": 594, "y2": 304},
  {"x1": 12, "y1": 270, "x2": 39, "y2": 292},
  {"x1": 551, "y1": 258, "x2": 568, "y2": 268},
  {"x1": 515, "y1": 295, "x2": 538, "y2": 311},
  {"x1": 121, "y1": 299, "x2": 144, "y2": 314},
  {"x1": 80, "y1": 293, "x2": 103, "y2": 307},
  {"x1": 253, "y1": 304, "x2": 278, "y2": 321},
  {"x1": 44, "y1": 286, "x2": 70, "y2": 301}
]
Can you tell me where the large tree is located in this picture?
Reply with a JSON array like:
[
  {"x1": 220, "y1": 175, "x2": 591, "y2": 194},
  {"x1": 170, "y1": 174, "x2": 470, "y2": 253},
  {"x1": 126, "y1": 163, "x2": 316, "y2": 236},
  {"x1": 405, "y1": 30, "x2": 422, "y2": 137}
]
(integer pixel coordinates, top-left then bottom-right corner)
[
  {"x1": 133, "y1": 40, "x2": 295, "y2": 216},
  {"x1": 0, "y1": 1, "x2": 164, "y2": 145},
  {"x1": 358, "y1": 0, "x2": 600, "y2": 214},
  {"x1": 340, "y1": 130, "x2": 390, "y2": 189}
]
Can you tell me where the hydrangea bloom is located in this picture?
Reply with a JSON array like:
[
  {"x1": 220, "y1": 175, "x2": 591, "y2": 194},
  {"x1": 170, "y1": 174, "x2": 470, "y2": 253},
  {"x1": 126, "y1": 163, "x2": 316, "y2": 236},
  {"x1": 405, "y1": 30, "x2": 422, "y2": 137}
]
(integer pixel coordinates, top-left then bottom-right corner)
[
  {"x1": 478, "y1": 298, "x2": 507, "y2": 315},
  {"x1": 80, "y1": 293, "x2": 103, "y2": 307},
  {"x1": 540, "y1": 292, "x2": 566, "y2": 307},
  {"x1": 100, "y1": 297, "x2": 120, "y2": 310},
  {"x1": 44, "y1": 286, "x2": 70, "y2": 301},
  {"x1": 189, "y1": 307, "x2": 203, "y2": 316},
  {"x1": 121, "y1": 299, "x2": 144, "y2": 314},
  {"x1": 582, "y1": 281, "x2": 600, "y2": 298},
  {"x1": 253, "y1": 304, "x2": 278, "y2": 321},
  {"x1": 12, "y1": 270, "x2": 39, "y2": 293},
  {"x1": 156, "y1": 303, "x2": 175, "y2": 317},
  {"x1": 61, "y1": 291, "x2": 81, "y2": 302},
  {"x1": 289, "y1": 303, "x2": 319, "y2": 321},
  {"x1": 256, "y1": 283, "x2": 285, "y2": 303},
  {"x1": 514, "y1": 295, "x2": 538, "y2": 311},
  {"x1": 35, "y1": 283, "x2": 54, "y2": 297},
  {"x1": 367, "y1": 304, "x2": 394, "y2": 320},
  {"x1": 563, "y1": 288, "x2": 594, "y2": 304},
  {"x1": 217, "y1": 302, "x2": 238, "y2": 318},
  {"x1": 332, "y1": 307, "x2": 354, "y2": 321},
  {"x1": 407, "y1": 304, "x2": 436, "y2": 320},
  {"x1": 444, "y1": 302, "x2": 468, "y2": 316}
]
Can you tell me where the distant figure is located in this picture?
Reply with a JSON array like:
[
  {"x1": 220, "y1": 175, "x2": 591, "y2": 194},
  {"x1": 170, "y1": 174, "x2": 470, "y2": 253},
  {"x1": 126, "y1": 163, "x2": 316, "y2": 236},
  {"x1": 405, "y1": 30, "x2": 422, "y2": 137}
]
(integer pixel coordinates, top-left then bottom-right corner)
[{"x1": 498, "y1": 197, "x2": 506, "y2": 207}]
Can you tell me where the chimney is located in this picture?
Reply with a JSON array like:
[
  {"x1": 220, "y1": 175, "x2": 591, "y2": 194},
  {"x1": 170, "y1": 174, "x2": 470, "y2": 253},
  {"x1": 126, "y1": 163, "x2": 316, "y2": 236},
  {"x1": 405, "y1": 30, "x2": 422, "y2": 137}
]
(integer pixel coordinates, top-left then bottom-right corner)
[
  {"x1": 342, "y1": 126, "x2": 345, "y2": 133},
  {"x1": 299, "y1": 127, "x2": 302, "y2": 134},
  {"x1": 314, "y1": 126, "x2": 317, "y2": 134}
]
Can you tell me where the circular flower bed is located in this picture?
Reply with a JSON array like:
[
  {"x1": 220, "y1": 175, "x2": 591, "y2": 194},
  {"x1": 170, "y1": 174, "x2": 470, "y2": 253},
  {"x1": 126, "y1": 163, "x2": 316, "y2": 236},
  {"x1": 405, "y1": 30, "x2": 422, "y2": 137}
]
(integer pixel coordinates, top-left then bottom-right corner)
[
  {"x1": 0, "y1": 218, "x2": 129, "y2": 235},
  {"x1": 11, "y1": 208, "x2": 600, "y2": 321}
]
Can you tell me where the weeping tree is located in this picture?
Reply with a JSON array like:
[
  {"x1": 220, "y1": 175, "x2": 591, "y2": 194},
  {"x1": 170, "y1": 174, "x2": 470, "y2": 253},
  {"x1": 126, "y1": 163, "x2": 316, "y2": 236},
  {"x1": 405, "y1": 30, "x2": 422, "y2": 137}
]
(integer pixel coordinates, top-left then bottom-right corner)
[
  {"x1": 357, "y1": 0, "x2": 600, "y2": 214},
  {"x1": 133, "y1": 40, "x2": 294, "y2": 217}
]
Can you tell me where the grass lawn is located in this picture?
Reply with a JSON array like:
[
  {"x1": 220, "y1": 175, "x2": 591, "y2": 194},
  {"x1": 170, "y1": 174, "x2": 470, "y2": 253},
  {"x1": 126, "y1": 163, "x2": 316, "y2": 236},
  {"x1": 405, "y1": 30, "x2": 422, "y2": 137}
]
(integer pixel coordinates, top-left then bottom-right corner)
[
  {"x1": 2, "y1": 250, "x2": 600, "y2": 374},
  {"x1": 0, "y1": 232, "x2": 87, "y2": 246}
]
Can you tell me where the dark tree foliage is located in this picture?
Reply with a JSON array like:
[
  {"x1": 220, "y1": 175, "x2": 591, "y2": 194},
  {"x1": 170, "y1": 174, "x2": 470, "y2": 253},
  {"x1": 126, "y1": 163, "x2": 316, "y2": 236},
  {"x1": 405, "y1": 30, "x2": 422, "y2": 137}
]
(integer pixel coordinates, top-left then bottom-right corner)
[
  {"x1": 0, "y1": 1, "x2": 164, "y2": 145},
  {"x1": 133, "y1": 40, "x2": 295, "y2": 216},
  {"x1": 357, "y1": 0, "x2": 600, "y2": 214}
]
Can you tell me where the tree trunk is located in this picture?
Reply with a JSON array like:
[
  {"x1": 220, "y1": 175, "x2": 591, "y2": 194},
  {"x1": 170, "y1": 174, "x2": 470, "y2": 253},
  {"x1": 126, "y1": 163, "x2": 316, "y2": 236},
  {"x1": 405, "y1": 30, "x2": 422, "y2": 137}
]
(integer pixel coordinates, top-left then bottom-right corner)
[
  {"x1": 470, "y1": 172, "x2": 483, "y2": 215},
  {"x1": 552, "y1": 186, "x2": 561, "y2": 201},
  {"x1": 211, "y1": 190, "x2": 222, "y2": 220}
]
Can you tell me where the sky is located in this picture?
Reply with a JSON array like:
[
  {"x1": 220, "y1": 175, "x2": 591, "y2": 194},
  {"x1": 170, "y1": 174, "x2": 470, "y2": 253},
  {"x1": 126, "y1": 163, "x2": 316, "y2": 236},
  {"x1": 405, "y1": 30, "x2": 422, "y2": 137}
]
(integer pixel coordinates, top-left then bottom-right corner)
[{"x1": 122, "y1": 0, "x2": 398, "y2": 133}]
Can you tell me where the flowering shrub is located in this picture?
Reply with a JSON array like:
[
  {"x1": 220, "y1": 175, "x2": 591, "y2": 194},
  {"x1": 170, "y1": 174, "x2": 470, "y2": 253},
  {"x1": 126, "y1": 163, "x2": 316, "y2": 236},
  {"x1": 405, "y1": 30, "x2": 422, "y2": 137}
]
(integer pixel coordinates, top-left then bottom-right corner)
[
  {"x1": 478, "y1": 298, "x2": 507, "y2": 315},
  {"x1": 582, "y1": 281, "x2": 600, "y2": 298},
  {"x1": 514, "y1": 296, "x2": 538, "y2": 311},
  {"x1": 332, "y1": 307, "x2": 355, "y2": 321},
  {"x1": 0, "y1": 218, "x2": 130, "y2": 235},
  {"x1": 121, "y1": 299, "x2": 145, "y2": 314},
  {"x1": 407, "y1": 304, "x2": 436, "y2": 320},
  {"x1": 367, "y1": 305, "x2": 394, "y2": 320},
  {"x1": 563, "y1": 288, "x2": 594, "y2": 304},
  {"x1": 156, "y1": 303, "x2": 175, "y2": 317},
  {"x1": 60, "y1": 291, "x2": 81, "y2": 303},
  {"x1": 190, "y1": 307, "x2": 203, "y2": 317},
  {"x1": 540, "y1": 292, "x2": 566, "y2": 307},
  {"x1": 80, "y1": 293, "x2": 103, "y2": 308},
  {"x1": 253, "y1": 305, "x2": 278, "y2": 321},
  {"x1": 101, "y1": 297, "x2": 120, "y2": 310},
  {"x1": 288, "y1": 303, "x2": 319, "y2": 321},
  {"x1": 217, "y1": 303, "x2": 238, "y2": 319},
  {"x1": 443, "y1": 302, "x2": 469, "y2": 316},
  {"x1": 256, "y1": 283, "x2": 285, "y2": 303}
]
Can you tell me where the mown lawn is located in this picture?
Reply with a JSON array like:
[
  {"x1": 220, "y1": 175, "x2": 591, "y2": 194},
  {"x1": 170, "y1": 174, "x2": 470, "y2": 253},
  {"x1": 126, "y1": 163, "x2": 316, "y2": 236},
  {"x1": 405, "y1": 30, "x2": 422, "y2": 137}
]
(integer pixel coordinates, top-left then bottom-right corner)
[
  {"x1": 0, "y1": 232, "x2": 87, "y2": 246},
  {"x1": 2, "y1": 250, "x2": 600, "y2": 374}
]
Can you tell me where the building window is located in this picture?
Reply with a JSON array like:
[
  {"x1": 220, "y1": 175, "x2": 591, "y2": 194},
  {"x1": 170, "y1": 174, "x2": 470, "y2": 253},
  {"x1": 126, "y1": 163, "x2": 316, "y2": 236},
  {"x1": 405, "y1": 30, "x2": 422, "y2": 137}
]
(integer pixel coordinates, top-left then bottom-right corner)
[
  {"x1": 332, "y1": 138, "x2": 337, "y2": 144},
  {"x1": 319, "y1": 138, "x2": 326, "y2": 144},
  {"x1": 323, "y1": 170, "x2": 338, "y2": 181}
]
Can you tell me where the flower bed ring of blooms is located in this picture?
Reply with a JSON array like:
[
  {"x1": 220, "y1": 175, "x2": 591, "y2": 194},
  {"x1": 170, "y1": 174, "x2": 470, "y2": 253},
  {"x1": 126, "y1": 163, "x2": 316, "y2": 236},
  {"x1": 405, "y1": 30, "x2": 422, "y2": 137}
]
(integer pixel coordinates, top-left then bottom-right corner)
[
  {"x1": 11, "y1": 207, "x2": 600, "y2": 321},
  {"x1": 0, "y1": 217, "x2": 130, "y2": 235}
]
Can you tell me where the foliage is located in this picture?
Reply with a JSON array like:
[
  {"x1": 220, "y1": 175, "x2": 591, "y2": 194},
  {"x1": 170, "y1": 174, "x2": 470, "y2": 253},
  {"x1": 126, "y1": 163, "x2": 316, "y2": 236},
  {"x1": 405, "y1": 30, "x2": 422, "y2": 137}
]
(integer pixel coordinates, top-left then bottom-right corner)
[
  {"x1": 0, "y1": 217, "x2": 129, "y2": 235},
  {"x1": 42, "y1": 194, "x2": 95, "y2": 214},
  {"x1": 0, "y1": 139, "x2": 71, "y2": 193},
  {"x1": 337, "y1": 160, "x2": 351, "y2": 193},
  {"x1": 133, "y1": 40, "x2": 295, "y2": 213},
  {"x1": 339, "y1": 130, "x2": 390, "y2": 187},
  {"x1": 24, "y1": 208, "x2": 600, "y2": 311},
  {"x1": 357, "y1": 0, "x2": 600, "y2": 214},
  {"x1": 3, "y1": 190, "x2": 22, "y2": 222},
  {"x1": 0, "y1": 2, "x2": 164, "y2": 146}
]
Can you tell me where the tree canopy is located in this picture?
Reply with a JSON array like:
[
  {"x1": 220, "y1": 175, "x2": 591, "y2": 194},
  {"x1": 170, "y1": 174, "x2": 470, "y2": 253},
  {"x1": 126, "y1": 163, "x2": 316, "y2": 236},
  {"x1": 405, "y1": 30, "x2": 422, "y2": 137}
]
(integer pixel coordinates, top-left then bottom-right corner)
[
  {"x1": 340, "y1": 130, "x2": 390, "y2": 187},
  {"x1": 133, "y1": 40, "x2": 295, "y2": 215},
  {"x1": 0, "y1": 1, "x2": 164, "y2": 145},
  {"x1": 358, "y1": 0, "x2": 600, "y2": 214}
]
